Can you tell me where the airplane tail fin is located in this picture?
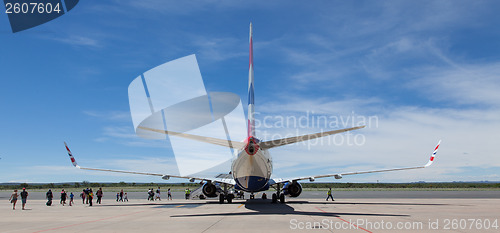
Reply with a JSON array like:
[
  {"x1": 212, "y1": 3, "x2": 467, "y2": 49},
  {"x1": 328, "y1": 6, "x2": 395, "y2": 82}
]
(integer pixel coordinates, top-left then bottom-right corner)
[{"x1": 247, "y1": 22, "x2": 255, "y2": 137}]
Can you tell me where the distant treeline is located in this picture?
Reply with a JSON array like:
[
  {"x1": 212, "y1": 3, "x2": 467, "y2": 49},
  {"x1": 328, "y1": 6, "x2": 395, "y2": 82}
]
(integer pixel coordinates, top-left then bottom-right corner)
[
  {"x1": 0, "y1": 181, "x2": 201, "y2": 190},
  {"x1": 1, "y1": 181, "x2": 499, "y2": 190},
  {"x1": 301, "y1": 182, "x2": 500, "y2": 189}
]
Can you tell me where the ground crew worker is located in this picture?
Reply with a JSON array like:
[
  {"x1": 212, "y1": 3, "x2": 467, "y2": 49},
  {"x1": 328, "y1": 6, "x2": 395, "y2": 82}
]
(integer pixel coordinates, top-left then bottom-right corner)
[
  {"x1": 185, "y1": 188, "x2": 191, "y2": 199},
  {"x1": 326, "y1": 187, "x2": 335, "y2": 201}
]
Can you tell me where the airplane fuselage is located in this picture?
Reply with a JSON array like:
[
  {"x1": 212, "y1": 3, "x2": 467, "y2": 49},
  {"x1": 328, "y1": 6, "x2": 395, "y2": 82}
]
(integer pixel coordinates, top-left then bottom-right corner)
[{"x1": 232, "y1": 137, "x2": 272, "y2": 192}]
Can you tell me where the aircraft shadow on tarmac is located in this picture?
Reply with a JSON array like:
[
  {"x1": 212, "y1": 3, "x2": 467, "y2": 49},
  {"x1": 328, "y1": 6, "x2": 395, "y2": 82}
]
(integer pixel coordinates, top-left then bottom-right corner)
[
  {"x1": 96, "y1": 199, "x2": 452, "y2": 210},
  {"x1": 169, "y1": 199, "x2": 412, "y2": 218},
  {"x1": 292, "y1": 200, "x2": 450, "y2": 206}
]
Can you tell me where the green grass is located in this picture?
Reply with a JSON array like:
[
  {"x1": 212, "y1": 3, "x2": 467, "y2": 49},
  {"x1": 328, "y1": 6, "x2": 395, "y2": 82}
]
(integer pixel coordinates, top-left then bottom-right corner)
[{"x1": 1, "y1": 182, "x2": 499, "y2": 192}]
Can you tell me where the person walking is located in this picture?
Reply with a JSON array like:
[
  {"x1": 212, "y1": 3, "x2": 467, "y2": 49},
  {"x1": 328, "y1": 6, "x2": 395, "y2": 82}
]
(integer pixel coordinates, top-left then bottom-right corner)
[
  {"x1": 20, "y1": 188, "x2": 28, "y2": 210},
  {"x1": 167, "y1": 188, "x2": 172, "y2": 200},
  {"x1": 46, "y1": 189, "x2": 53, "y2": 206},
  {"x1": 119, "y1": 189, "x2": 124, "y2": 202},
  {"x1": 85, "y1": 188, "x2": 90, "y2": 204},
  {"x1": 156, "y1": 187, "x2": 161, "y2": 201},
  {"x1": 148, "y1": 188, "x2": 154, "y2": 201},
  {"x1": 326, "y1": 188, "x2": 335, "y2": 201},
  {"x1": 116, "y1": 192, "x2": 119, "y2": 202},
  {"x1": 185, "y1": 188, "x2": 191, "y2": 200},
  {"x1": 60, "y1": 189, "x2": 67, "y2": 206},
  {"x1": 124, "y1": 192, "x2": 128, "y2": 202},
  {"x1": 88, "y1": 189, "x2": 94, "y2": 206},
  {"x1": 69, "y1": 192, "x2": 74, "y2": 206},
  {"x1": 96, "y1": 188, "x2": 103, "y2": 204},
  {"x1": 80, "y1": 189, "x2": 86, "y2": 204},
  {"x1": 9, "y1": 189, "x2": 18, "y2": 210}
]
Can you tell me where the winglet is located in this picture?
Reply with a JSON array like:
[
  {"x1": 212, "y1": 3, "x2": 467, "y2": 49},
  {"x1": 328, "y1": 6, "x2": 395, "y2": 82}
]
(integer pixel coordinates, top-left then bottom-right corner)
[
  {"x1": 64, "y1": 142, "x2": 80, "y2": 168},
  {"x1": 424, "y1": 140, "x2": 441, "y2": 167}
]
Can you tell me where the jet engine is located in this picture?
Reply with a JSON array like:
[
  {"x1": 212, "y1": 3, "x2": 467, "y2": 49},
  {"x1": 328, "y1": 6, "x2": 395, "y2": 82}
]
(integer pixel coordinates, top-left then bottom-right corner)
[
  {"x1": 202, "y1": 182, "x2": 219, "y2": 197},
  {"x1": 282, "y1": 181, "x2": 302, "y2": 197}
]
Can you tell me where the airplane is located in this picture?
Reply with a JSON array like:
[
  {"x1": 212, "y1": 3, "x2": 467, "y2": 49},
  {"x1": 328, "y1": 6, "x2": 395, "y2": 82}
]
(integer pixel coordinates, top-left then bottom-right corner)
[{"x1": 65, "y1": 23, "x2": 441, "y2": 204}]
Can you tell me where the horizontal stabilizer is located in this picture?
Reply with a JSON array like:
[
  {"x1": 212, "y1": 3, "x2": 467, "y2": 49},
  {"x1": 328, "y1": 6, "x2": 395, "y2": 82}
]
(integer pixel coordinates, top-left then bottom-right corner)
[
  {"x1": 138, "y1": 126, "x2": 246, "y2": 149},
  {"x1": 260, "y1": 126, "x2": 365, "y2": 149}
]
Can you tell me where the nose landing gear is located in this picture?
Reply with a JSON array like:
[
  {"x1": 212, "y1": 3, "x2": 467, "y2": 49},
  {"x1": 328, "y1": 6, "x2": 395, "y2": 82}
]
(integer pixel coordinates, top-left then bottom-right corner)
[
  {"x1": 218, "y1": 183, "x2": 234, "y2": 204},
  {"x1": 271, "y1": 184, "x2": 285, "y2": 203}
]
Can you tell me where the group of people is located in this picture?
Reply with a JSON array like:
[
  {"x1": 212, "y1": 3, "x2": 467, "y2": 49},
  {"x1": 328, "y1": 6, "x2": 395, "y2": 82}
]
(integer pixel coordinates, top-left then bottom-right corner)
[
  {"x1": 147, "y1": 187, "x2": 160, "y2": 201},
  {"x1": 8, "y1": 188, "x2": 28, "y2": 210},
  {"x1": 8, "y1": 186, "x2": 335, "y2": 210},
  {"x1": 79, "y1": 188, "x2": 95, "y2": 206},
  {"x1": 116, "y1": 189, "x2": 128, "y2": 202},
  {"x1": 147, "y1": 187, "x2": 173, "y2": 201},
  {"x1": 45, "y1": 189, "x2": 75, "y2": 206}
]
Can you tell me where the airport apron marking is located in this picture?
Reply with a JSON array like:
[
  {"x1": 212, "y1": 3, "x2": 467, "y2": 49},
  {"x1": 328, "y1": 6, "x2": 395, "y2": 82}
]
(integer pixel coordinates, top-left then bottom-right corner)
[{"x1": 315, "y1": 207, "x2": 373, "y2": 233}]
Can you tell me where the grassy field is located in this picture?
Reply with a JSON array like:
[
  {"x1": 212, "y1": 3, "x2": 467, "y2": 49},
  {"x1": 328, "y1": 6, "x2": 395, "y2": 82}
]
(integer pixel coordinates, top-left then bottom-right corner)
[{"x1": 1, "y1": 182, "x2": 499, "y2": 192}]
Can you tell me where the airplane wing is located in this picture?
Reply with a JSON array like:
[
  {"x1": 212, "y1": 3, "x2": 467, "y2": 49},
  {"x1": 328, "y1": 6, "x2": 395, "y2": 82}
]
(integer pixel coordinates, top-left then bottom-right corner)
[
  {"x1": 64, "y1": 142, "x2": 235, "y2": 185},
  {"x1": 138, "y1": 126, "x2": 245, "y2": 149},
  {"x1": 270, "y1": 140, "x2": 441, "y2": 184},
  {"x1": 260, "y1": 126, "x2": 365, "y2": 149}
]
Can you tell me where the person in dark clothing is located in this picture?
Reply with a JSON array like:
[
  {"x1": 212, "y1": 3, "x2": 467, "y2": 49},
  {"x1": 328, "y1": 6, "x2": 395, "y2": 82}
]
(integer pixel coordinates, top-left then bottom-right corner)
[
  {"x1": 120, "y1": 189, "x2": 124, "y2": 202},
  {"x1": 46, "y1": 189, "x2": 53, "y2": 206},
  {"x1": 20, "y1": 188, "x2": 28, "y2": 210},
  {"x1": 148, "y1": 189, "x2": 154, "y2": 201},
  {"x1": 60, "y1": 189, "x2": 67, "y2": 206},
  {"x1": 69, "y1": 192, "x2": 74, "y2": 206}
]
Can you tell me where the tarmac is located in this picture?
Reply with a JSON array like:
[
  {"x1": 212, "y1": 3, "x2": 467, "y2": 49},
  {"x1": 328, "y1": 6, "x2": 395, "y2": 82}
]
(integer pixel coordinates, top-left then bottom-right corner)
[{"x1": 1, "y1": 191, "x2": 499, "y2": 233}]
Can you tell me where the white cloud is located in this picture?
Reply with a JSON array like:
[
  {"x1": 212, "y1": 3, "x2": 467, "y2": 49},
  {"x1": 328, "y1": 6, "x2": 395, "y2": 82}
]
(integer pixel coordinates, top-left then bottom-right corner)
[
  {"x1": 49, "y1": 35, "x2": 102, "y2": 48},
  {"x1": 410, "y1": 62, "x2": 500, "y2": 107},
  {"x1": 83, "y1": 110, "x2": 131, "y2": 122}
]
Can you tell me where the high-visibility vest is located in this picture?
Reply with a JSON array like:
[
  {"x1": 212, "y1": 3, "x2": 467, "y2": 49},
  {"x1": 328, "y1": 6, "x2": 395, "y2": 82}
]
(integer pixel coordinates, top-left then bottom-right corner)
[{"x1": 327, "y1": 190, "x2": 332, "y2": 195}]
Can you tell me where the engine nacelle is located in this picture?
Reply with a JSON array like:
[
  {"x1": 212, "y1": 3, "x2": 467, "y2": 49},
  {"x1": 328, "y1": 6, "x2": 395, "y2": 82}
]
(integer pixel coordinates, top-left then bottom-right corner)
[
  {"x1": 282, "y1": 181, "x2": 302, "y2": 197},
  {"x1": 202, "y1": 182, "x2": 219, "y2": 198}
]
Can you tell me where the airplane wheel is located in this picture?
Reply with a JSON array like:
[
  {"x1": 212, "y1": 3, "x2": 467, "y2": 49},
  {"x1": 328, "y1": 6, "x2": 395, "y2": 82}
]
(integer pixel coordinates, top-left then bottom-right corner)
[
  {"x1": 279, "y1": 194, "x2": 285, "y2": 203},
  {"x1": 219, "y1": 194, "x2": 225, "y2": 204},
  {"x1": 250, "y1": 194, "x2": 255, "y2": 199},
  {"x1": 272, "y1": 193, "x2": 277, "y2": 203},
  {"x1": 227, "y1": 195, "x2": 233, "y2": 203}
]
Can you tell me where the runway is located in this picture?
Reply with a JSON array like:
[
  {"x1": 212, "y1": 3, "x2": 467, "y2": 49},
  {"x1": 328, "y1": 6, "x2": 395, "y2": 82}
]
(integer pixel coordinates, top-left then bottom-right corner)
[{"x1": 0, "y1": 192, "x2": 499, "y2": 233}]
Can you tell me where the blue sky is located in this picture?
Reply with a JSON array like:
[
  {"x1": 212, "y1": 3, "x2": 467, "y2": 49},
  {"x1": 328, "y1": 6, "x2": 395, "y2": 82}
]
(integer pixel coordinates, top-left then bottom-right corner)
[{"x1": 1, "y1": 0, "x2": 499, "y2": 183}]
